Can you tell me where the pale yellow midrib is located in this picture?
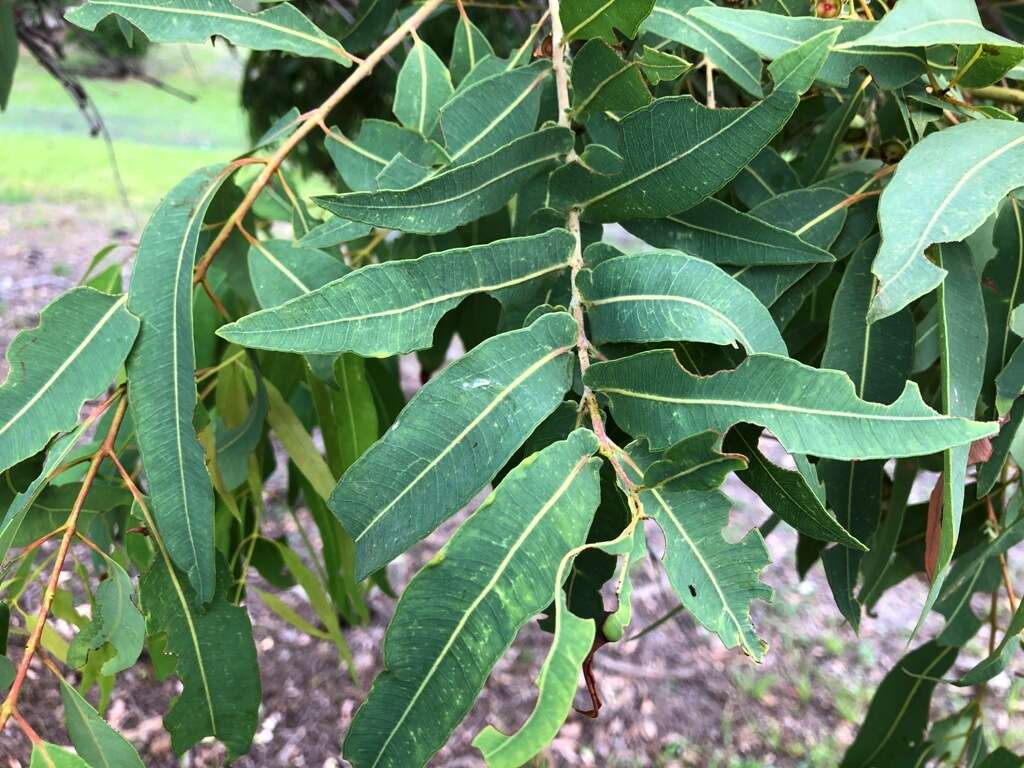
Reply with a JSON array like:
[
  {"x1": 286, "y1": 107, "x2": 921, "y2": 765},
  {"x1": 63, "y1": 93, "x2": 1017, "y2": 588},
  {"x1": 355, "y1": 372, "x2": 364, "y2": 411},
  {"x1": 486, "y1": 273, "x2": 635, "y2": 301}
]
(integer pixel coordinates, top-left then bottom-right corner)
[
  {"x1": 653, "y1": 7, "x2": 759, "y2": 82},
  {"x1": 367, "y1": 454, "x2": 591, "y2": 767},
  {"x1": 449, "y1": 70, "x2": 550, "y2": 162},
  {"x1": 354, "y1": 344, "x2": 571, "y2": 542},
  {"x1": 252, "y1": 240, "x2": 310, "y2": 294},
  {"x1": 0, "y1": 294, "x2": 128, "y2": 438},
  {"x1": 586, "y1": 293, "x2": 753, "y2": 350}
]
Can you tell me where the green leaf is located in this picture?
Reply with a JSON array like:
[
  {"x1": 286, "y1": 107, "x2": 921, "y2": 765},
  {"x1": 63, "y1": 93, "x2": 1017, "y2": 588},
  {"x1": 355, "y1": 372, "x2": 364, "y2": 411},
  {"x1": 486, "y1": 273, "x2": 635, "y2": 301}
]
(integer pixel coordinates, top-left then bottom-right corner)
[
  {"x1": 642, "y1": 430, "x2": 746, "y2": 491},
  {"x1": 341, "y1": 0, "x2": 397, "y2": 51},
  {"x1": 841, "y1": 642, "x2": 959, "y2": 767},
  {"x1": 869, "y1": 117, "x2": 1024, "y2": 321},
  {"x1": 625, "y1": 439, "x2": 771, "y2": 659},
  {"x1": 68, "y1": 560, "x2": 144, "y2": 676},
  {"x1": 570, "y1": 40, "x2": 651, "y2": 122},
  {"x1": 126, "y1": 164, "x2": 227, "y2": 603},
  {"x1": 439, "y1": 60, "x2": 551, "y2": 165},
  {"x1": 624, "y1": 198, "x2": 833, "y2": 267},
  {"x1": 332, "y1": 312, "x2": 578, "y2": 579},
  {"x1": 795, "y1": 76, "x2": 870, "y2": 184},
  {"x1": 264, "y1": 379, "x2": 336, "y2": 499},
  {"x1": 0, "y1": 0, "x2": 16, "y2": 111},
  {"x1": 297, "y1": 217, "x2": 372, "y2": 249},
  {"x1": 955, "y1": 44, "x2": 1024, "y2": 89},
  {"x1": 474, "y1": 525, "x2": 643, "y2": 767},
  {"x1": 450, "y1": 12, "x2": 494, "y2": 85},
  {"x1": 343, "y1": 429, "x2": 602, "y2": 768},
  {"x1": 246, "y1": 239, "x2": 349, "y2": 309},
  {"x1": 140, "y1": 557, "x2": 260, "y2": 760},
  {"x1": 65, "y1": 0, "x2": 351, "y2": 65},
  {"x1": 550, "y1": 29, "x2": 837, "y2": 222},
  {"x1": 0, "y1": 287, "x2": 138, "y2": 475},
  {"x1": 394, "y1": 35, "x2": 452, "y2": 135},
  {"x1": 997, "y1": 343, "x2": 1024, "y2": 414},
  {"x1": 637, "y1": 45, "x2": 691, "y2": 85},
  {"x1": 220, "y1": 229, "x2": 574, "y2": 356},
  {"x1": 60, "y1": 680, "x2": 144, "y2": 768},
  {"x1": 561, "y1": 0, "x2": 654, "y2": 42},
  {"x1": 843, "y1": 0, "x2": 1021, "y2": 49},
  {"x1": 586, "y1": 350, "x2": 994, "y2": 460},
  {"x1": 643, "y1": 0, "x2": 763, "y2": 97},
  {"x1": 983, "y1": 199, "x2": 1024, "y2": 412},
  {"x1": 578, "y1": 250, "x2": 787, "y2": 354},
  {"x1": 725, "y1": 425, "x2": 865, "y2": 549},
  {"x1": 959, "y1": 597, "x2": 1024, "y2": 685},
  {"x1": 733, "y1": 147, "x2": 800, "y2": 210},
  {"x1": 325, "y1": 119, "x2": 447, "y2": 193},
  {"x1": 690, "y1": 8, "x2": 930, "y2": 89},
  {"x1": 30, "y1": 742, "x2": 90, "y2": 768},
  {"x1": 980, "y1": 748, "x2": 1024, "y2": 768},
  {"x1": 316, "y1": 126, "x2": 573, "y2": 234}
]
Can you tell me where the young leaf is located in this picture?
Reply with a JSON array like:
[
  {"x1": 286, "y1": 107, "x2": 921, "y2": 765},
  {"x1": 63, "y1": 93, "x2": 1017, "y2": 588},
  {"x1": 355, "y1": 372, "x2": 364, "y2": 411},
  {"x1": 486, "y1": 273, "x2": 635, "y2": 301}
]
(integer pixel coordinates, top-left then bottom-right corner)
[
  {"x1": 843, "y1": 0, "x2": 1021, "y2": 49},
  {"x1": 561, "y1": 0, "x2": 655, "y2": 43},
  {"x1": 578, "y1": 250, "x2": 788, "y2": 354},
  {"x1": 316, "y1": 126, "x2": 573, "y2": 234},
  {"x1": 65, "y1": 0, "x2": 352, "y2": 65},
  {"x1": 439, "y1": 60, "x2": 551, "y2": 164},
  {"x1": 0, "y1": 288, "x2": 138, "y2": 475},
  {"x1": 140, "y1": 557, "x2": 260, "y2": 760},
  {"x1": 625, "y1": 439, "x2": 771, "y2": 659},
  {"x1": 841, "y1": 642, "x2": 959, "y2": 767},
  {"x1": 126, "y1": 164, "x2": 228, "y2": 603},
  {"x1": 331, "y1": 312, "x2": 578, "y2": 579},
  {"x1": 394, "y1": 35, "x2": 452, "y2": 135},
  {"x1": 450, "y1": 12, "x2": 494, "y2": 85},
  {"x1": 343, "y1": 429, "x2": 602, "y2": 768},
  {"x1": 586, "y1": 351, "x2": 994, "y2": 460},
  {"x1": 624, "y1": 198, "x2": 833, "y2": 267},
  {"x1": 868, "y1": 120, "x2": 1024, "y2": 321},
  {"x1": 68, "y1": 560, "x2": 144, "y2": 676},
  {"x1": 642, "y1": 0, "x2": 763, "y2": 97},
  {"x1": 550, "y1": 29, "x2": 838, "y2": 221},
  {"x1": 220, "y1": 229, "x2": 574, "y2": 355},
  {"x1": 60, "y1": 680, "x2": 144, "y2": 768},
  {"x1": 690, "y1": 8, "x2": 930, "y2": 89}
]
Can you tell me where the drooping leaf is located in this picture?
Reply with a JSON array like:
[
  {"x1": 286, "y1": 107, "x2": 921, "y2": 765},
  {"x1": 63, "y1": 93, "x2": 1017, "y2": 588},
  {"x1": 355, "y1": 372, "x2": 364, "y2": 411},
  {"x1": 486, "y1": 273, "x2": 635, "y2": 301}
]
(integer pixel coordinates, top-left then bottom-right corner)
[
  {"x1": 570, "y1": 40, "x2": 651, "y2": 122},
  {"x1": 550, "y1": 29, "x2": 837, "y2": 222},
  {"x1": 561, "y1": 0, "x2": 654, "y2": 43},
  {"x1": 868, "y1": 120, "x2": 1024, "y2": 321},
  {"x1": 439, "y1": 60, "x2": 551, "y2": 165},
  {"x1": 343, "y1": 429, "x2": 602, "y2": 768},
  {"x1": 642, "y1": 0, "x2": 764, "y2": 97},
  {"x1": 65, "y1": 0, "x2": 351, "y2": 64},
  {"x1": 841, "y1": 642, "x2": 959, "y2": 767},
  {"x1": 578, "y1": 249, "x2": 787, "y2": 354},
  {"x1": 586, "y1": 351, "x2": 993, "y2": 460},
  {"x1": 0, "y1": 288, "x2": 137, "y2": 475},
  {"x1": 982, "y1": 199, "x2": 1024, "y2": 412},
  {"x1": 140, "y1": 556, "x2": 260, "y2": 760},
  {"x1": 221, "y1": 229, "x2": 574, "y2": 356},
  {"x1": 690, "y1": 7, "x2": 930, "y2": 89},
  {"x1": 394, "y1": 35, "x2": 452, "y2": 135},
  {"x1": 60, "y1": 680, "x2": 145, "y2": 768},
  {"x1": 958, "y1": 597, "x2": 1024, "y2": 686},
  {"x1": 316, "y1": 126, "x2": 573, "y2": 234},
  {"x1": 325, "y1": 119, "x2": 448, "y2": 193},
  {"x1": 625, "y1": 439, "x2": 771, "y2": 659},
  {"x1": 844, "y1": 0, "x2": 1021, "y2": 49},
  {"x1": 795, "y1": 76, "x2": 869, "y2": 184},
  {"x1": 68, "y1": 559, "x2": 144, "y2": 676},
  {"x1": 624, "y1": 198, "x2": 833, "y2": 267},
  {"x1": 724, "y1": 425, "x2": 865, "y2": 549},
  {"x1": 331, "y1": 312, "x2": 578, "y2": 579},
  {"x1": 126, "y1": 165, "x2": 228, "y2": 603}
]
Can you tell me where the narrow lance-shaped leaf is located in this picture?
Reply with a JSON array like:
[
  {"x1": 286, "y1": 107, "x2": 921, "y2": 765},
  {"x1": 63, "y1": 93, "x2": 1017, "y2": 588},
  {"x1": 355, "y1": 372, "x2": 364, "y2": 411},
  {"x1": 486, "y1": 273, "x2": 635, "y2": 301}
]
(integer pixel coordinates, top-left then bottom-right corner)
[
  {"x1": 624, "y1": 197, "x2": 834, "y2": 267},
  {"x1": 550, "y1": 29, "x2": 837, "y2": 222},
  {"x1": 450, "y1": 11, "x2": 494, "y2": 85},
  {"x1": 65, "y1": 0, "x2": 352, "y2": 65},
  {"x1": 842, "y1": 0, "x2": 1021, "y2": 49},
  {"x1": 586, "y1": 350, "x2": 994, "y2": 460},
  {"x1": 868, "y1": 120, "x2": 1024, "y2": 321},
  {"x1": 331, "y1": 312, "x2": 578, "y2": 579},
  {"x1": 578, "y1": 250, "x2": 788, "y2": 355},
  {"x1": 473, "y1": 525, "x2": 644, "y2": 767},
  {"x1": 246, "y1": 239, "x2": 349, "y2": 310},
  {"x1": 0, "y1": 288, "x2": 138, "y2": 475},
  {"x1": 439, "y1": 59, "x2": 551, "y2": 165},
  {"x1": 316, "y1": 126, "x2": 573, "y2": 234},
  {"x1": 325, "y1": 119, "x2": 448, "y2": 193},
  {"x1": 140, "y1": 557, "x2": 261, "y2": 760},
  {"x1": 393, "y1": 35, "x2": 452, "y2": 135},
  {"x1": 625, "y1": 439, "x2": 772, "y2": 659},
  {"x1": 126, "y1": 164, "x2": 228, "y2": 603},
  {"x1": 642, "y1": 0, "x2": 763, "y2": 97},
  {"x1": 982, "y1": 199, "x2": 1024, "y2": 413},
  {"x1": 60, "y1": 680, "x2": 144, "y2": 768},
  {"x1": 958, "y1": 597, "x2": 1024, "y2": 686},
  {"x1": 343, "y1": 429, "x2": 602, "y2": 768},
  {"x1": 220, "y1": 229, "x2": 574, "y2": 356},
  {"x1": 690, "y1": 7, "x2": 931, "y2": 89}
]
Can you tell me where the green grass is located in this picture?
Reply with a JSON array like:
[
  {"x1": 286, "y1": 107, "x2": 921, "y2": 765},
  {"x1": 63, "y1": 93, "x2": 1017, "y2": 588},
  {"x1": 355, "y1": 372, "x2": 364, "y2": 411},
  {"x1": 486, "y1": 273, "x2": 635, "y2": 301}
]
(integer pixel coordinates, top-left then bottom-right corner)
[{"x1": 1, "y1": 44, "x2": 248, "y2": 212}]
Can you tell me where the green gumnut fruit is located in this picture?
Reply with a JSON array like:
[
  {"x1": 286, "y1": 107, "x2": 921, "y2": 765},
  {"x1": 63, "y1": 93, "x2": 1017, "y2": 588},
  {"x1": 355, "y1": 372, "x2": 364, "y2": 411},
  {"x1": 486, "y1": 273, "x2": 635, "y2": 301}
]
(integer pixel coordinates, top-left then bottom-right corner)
[{"x1": 601, "y1": 612, "x2": 626, "y2": 642}]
